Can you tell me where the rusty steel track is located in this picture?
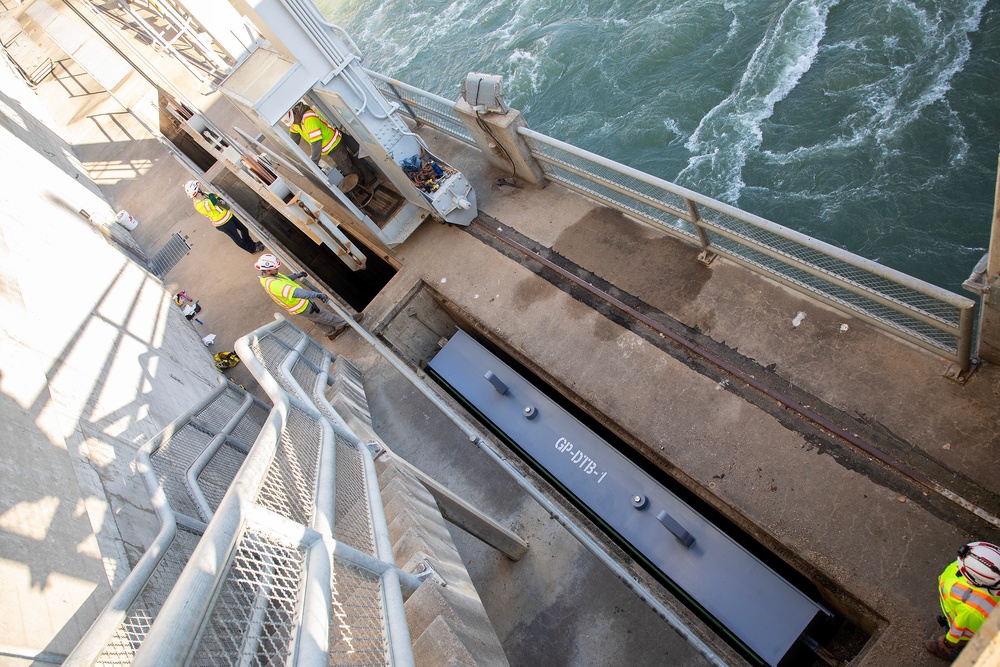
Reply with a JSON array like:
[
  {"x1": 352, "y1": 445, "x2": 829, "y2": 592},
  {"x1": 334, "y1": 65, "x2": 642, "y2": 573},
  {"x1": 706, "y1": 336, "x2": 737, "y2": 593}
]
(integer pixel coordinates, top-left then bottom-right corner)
[{"x1": 469, "y1": 218, "x2": 1000, "y2": 530}]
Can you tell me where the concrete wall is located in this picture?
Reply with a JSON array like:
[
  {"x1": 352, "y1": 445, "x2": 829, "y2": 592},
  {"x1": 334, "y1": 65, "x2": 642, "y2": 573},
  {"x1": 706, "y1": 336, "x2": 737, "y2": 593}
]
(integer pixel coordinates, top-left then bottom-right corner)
[{"x1": 0, "y1": 48, "x2": 222, "y2": 660}]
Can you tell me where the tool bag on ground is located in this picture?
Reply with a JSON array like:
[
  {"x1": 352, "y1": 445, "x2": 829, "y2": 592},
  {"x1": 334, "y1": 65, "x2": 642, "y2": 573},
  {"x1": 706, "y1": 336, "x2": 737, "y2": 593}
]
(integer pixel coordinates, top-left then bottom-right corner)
[{"x1": 213, "y1": 351, "x2": 240, "y2": 370}]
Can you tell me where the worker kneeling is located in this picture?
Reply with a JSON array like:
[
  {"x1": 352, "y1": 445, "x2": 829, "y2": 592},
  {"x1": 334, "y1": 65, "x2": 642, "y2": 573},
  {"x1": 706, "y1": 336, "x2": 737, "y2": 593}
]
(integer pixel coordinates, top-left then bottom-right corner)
[
  {"x1": 927, "y1": 542, "x2": 1000, "y2": 661},
  {"x1": 255, "y1": 254, "x2": 362, "y2": 340}
]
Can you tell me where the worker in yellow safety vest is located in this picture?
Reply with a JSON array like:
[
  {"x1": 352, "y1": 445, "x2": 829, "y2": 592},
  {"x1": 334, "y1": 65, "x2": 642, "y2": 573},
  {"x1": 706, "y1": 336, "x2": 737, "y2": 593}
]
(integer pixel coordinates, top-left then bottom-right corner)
[
  {"x1": 255, "y1": 253, "x2": 363, "y2": 340},
  {"x1": 926, "y1": 542, "x2": 1000, "y2": 662},
  {"x1": 284, "y1": 102, "x2": 376, "y2": 185},
  {"x1": 184, "y1": 180, "x2": 263, "y2": 254}
]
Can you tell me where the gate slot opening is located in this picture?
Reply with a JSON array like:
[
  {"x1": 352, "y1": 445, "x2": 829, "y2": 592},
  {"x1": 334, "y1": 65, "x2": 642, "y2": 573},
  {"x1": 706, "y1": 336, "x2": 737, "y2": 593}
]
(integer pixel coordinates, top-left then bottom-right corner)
[
  {"x1": 379, "y1": 283, "x2": 873, "y2": 666},
  {"x1": 211, "y1": 172, "x2": 396, "y2": 312}
]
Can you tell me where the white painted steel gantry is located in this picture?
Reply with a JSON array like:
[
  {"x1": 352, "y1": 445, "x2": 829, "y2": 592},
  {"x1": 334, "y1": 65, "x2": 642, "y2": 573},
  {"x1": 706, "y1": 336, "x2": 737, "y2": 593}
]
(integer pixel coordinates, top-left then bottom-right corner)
[
  {"x1": 215, "y1": 0, "x2": 477, "y2": 246},
  {"x1": 91, "y1": 0, "x2": 477, "y2": 253}
]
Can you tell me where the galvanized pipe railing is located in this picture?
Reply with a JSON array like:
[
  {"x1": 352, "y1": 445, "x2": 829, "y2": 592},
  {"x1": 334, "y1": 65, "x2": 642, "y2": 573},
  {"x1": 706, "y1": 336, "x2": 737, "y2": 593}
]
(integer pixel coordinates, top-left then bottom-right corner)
[
  {"x1": 128, "y1": 321, "x2": 418, "y2": 665},
  {"x1": 235, "y1": 317, "x2": 419, "y2": 662},
  {"x1": 360, "y1": 72, "x2": 976, "y2": 372},
  {"x1": 366, "y1": 69, "x2": 477, "y2": 146},
  {"x1": 518, "y1": 126, "x2": 975, "y2": 370},
  {"x1": 67, "y1": 318, "x2": 418, "y2": 666},
  {"x1": 64, "y1": 381, "x2": 270, "y2": 667}
]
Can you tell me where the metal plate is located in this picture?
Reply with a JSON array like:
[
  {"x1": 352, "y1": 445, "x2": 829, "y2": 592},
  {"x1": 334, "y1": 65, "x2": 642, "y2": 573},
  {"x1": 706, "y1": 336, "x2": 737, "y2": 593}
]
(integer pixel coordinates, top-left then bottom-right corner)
[{"x1": 429, "y1": 330, "x2": 829, "y2": 666}]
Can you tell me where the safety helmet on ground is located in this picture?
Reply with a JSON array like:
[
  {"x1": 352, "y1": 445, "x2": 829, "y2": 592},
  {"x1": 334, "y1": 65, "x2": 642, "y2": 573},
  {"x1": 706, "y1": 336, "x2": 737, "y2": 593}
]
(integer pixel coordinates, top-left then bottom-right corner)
[
  {"x1": 958, "y1": 542, "x2": 1000, "y2": 591},
  {"x1": 184, "y1": 180, "x2": 201, "y2": 198},
  {"x1": 255, "y1": 253, "x2": 280, "y2": 271}
]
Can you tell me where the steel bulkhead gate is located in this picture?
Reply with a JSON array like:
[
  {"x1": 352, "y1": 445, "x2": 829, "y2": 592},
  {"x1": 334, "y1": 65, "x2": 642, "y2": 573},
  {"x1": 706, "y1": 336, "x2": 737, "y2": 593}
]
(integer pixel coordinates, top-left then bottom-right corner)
[{"x1": 428, "y1": 330, "x2": 831, "y2": 667}]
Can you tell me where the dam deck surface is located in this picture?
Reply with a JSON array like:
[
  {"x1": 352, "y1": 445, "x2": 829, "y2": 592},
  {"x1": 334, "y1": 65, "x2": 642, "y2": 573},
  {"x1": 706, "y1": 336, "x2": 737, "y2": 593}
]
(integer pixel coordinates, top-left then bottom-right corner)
[{"x1": 1, "y1": 8, "x2": 999, "y2": 666}]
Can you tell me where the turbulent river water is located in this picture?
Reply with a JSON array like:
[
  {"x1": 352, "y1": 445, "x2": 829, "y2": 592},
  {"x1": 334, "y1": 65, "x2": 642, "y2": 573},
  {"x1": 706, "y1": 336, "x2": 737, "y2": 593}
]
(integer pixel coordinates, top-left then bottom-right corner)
[{"x1": 318, "y1": 0, "x2": 999, "y2": 292}]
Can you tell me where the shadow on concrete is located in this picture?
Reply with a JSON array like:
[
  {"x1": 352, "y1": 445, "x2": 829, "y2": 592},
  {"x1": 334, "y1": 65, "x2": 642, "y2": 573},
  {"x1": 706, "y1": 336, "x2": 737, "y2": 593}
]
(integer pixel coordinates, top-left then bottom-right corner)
[
  {"x1": 0, "y1": 250, "x2": 217, "y2": 656},
  {"x1": 50, "y1": 58, "x2": 104, "y2": 99},
  {"x1": 0, "y1": 85, "x2": 103, "y2": 199}
]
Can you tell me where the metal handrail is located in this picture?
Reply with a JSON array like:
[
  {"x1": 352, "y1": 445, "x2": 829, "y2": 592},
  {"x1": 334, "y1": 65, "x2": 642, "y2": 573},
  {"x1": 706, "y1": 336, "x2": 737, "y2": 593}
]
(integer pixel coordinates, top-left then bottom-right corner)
[
  {"x1": 366, "y1": 69, "x2": 476, "y2": 146},
  {"x1": 235, "y1": 316, "x2": 419, "y2": 663},
  {"x1": 359, "y1": 71, "x2": 976, "y2": 371},
  {"x1": 519, "y1": 126, "x2": 975, "y2": 367},
  {"x1": 68, "y1": 317, "x2": 418, "y2": 666},
  {"x1": 64, "y1": 381, "x2": 269, "y2": 667},
  {"x1": 129, "y1": 324, "x2": 416, "y2": 665}
]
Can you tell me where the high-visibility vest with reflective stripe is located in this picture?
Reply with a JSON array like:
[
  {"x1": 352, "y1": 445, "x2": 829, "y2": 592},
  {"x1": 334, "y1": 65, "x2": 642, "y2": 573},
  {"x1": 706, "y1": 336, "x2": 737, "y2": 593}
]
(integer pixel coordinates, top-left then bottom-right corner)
[
  {"x1": 260, "y1": 273, "x2": 310, "y2": 315},
  {"x1": 298, "y1": 110, "x2": 341, "y2": 154},
  {"x1": 194, "y1": 196, "x2": 232, "y2": 226},
  {"x1": 939, "y1": 560, "x2": 999, "y2": 643}
]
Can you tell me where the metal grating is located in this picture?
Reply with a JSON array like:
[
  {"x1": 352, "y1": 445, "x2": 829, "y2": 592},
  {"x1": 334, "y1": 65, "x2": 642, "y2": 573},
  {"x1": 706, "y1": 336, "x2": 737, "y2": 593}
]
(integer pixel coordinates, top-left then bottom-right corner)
[
  {"x1": 197, "y1": 442, "x2": 249, "y2": 513},
  {"x1": 71, "y1": 314, "x2": 414, "y2": 666},
  {"x1": 700, "y1": 207, "x2": 960, "y2": 325},
  {"x1": 526, "y1": 138, "x2": 698, "y2": 241},
  {"x1": 232, "y1": 402, "x2": 270, "y2": 450},
  {"x1": 256, "y1": 406, "x2": 322, "y2": 526},
  {"x1": 235, "y1": 318, "x2": 411, "y2": 666},
  {"x1": 249, "y1": 336, "x2": 302, "y2": 398},
  {"x1": 192, "y1": 529, "x2": 307, "y2": 666},
  {"x1": 301, "y1": 341, "x2": 327, "y2": 368},
  {"x1": 250, "y1": 334, "x2": 293, "y2": 370},
  {"x1": 94, "y1": 527, "x2": 203, "y2": 667},
  {"x1": 150, "y1": 422, "x2": 216, "y2": 521},
  {"x1": 333, "y1": 434, "x2": 376, "y2": 557},
  {"x1": 148, "y1": 233, "x2": 191, "y2": 278},
  {"x1": 195, "y1": 387, "x2": 245, "y2": 431},
  {"x1": 291, "y1": 357, "x2": 320, "y2": 395},
  {"x1": 270, "y1": 321, "x2": 302, "y2": 349},
  {"x1": 329, "y1": 558, "x2": 390, "y2": 666},
  {"x1": 706, "y1": 231, "x2": 958, "y2": 349}
]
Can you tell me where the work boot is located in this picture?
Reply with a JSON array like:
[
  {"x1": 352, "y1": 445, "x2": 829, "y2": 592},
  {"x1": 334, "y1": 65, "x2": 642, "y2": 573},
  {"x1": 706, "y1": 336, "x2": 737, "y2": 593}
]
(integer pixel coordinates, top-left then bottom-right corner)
[
  {"x1": 253, "y1": 241, "x2": 265, "y2": 253},
  {"x1": 353, "y1": 312, "x2": 365, "y2": 324},
  {"x1": 924, "y1": 636, "x2": 959, "y2": 662},
  {"x1": 327, "y1": 325, "x2": 348, "y2": 341}
]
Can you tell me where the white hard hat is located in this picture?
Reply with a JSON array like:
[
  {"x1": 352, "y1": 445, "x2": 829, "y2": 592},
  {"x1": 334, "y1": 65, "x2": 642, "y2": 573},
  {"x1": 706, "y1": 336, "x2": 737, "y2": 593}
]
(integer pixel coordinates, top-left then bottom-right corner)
[
  {"x1": 184, "y1": 180, "x2": 201, "y2": 198},
  {"x1": 283, "y1": 110, "x2": 294, "y2": 125},
  {"x1": 255, "y1": 253, "x2": 280, "y2": 271},
  {"x1": 959, "y1": 542, "x2": 1000, "y2": 591}
]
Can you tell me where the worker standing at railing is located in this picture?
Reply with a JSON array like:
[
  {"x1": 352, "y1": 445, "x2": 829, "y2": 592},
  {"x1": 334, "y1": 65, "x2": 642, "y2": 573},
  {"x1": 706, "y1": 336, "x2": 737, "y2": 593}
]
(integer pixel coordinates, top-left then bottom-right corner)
[
  {"x1": 926, "y1": 542, "x2": 1000, "y2": 662},
  {"x1": 184, "y1": 180, "x2": 264, "y2": 254},
  {"x1": 255, "y1": 253, "x2": 363, "y2": 340}
]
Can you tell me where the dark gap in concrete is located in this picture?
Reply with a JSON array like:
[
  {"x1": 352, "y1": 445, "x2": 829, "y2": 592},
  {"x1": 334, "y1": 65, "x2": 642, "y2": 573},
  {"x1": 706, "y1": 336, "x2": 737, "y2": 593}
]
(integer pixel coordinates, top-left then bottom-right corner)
[
  {"x1": 212, "y1": 171, "x2": 397, "y2": 312},
  {"x1": 380, "y1": 281, "x2": 873, "y2": 667},
  {"x1": 158, "y1": 93, "x2": 216, "y2": 172}
]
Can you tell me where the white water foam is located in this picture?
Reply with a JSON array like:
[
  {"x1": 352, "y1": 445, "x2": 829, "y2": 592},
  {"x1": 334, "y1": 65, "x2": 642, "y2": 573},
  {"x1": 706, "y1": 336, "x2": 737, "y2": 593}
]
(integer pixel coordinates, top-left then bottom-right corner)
[
  {"x1": 678, "y1": 0, "x2": 841, "y2": 204},
  {"x1": 755, "y1": 0, "x2": 988, "y2": 220}
]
